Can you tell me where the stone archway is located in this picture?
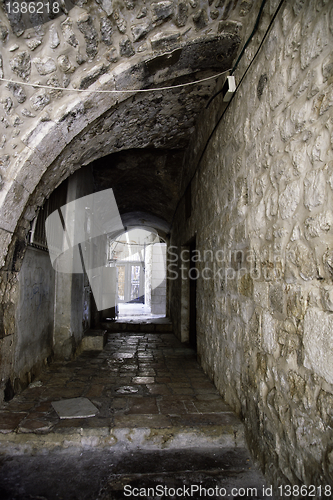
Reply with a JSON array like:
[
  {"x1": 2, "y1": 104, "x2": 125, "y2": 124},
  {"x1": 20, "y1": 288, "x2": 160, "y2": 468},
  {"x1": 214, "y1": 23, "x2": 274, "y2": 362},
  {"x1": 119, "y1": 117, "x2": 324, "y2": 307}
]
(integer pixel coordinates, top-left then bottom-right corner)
[
  {"x1": 0, "y1": 0, "x2": 245, "y2": 262},
  {"x1": 0, "y1": 0, "x2": 250, "y2": 399}
]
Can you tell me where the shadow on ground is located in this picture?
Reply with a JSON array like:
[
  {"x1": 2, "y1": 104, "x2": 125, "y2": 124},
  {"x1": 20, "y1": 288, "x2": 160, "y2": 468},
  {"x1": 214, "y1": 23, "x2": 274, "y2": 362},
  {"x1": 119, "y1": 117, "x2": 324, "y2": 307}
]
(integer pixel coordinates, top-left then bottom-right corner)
[{"x1": 0, "y1": 448, "x2": 271, "y2": 500}]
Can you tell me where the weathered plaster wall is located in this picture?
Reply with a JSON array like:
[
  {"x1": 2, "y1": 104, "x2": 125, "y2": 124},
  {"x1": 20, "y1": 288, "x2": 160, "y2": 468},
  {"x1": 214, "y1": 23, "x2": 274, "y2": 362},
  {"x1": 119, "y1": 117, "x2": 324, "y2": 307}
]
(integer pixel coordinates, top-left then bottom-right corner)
[
  {"x1": 15, "y1": 246, "x2": 55, "y2": 389},
  {"x1": 2, "y1": 166, "x2": 93, "y2": 394},
  {"x1": 170, "y1": 0, "x2": 333, "y2": 491}
]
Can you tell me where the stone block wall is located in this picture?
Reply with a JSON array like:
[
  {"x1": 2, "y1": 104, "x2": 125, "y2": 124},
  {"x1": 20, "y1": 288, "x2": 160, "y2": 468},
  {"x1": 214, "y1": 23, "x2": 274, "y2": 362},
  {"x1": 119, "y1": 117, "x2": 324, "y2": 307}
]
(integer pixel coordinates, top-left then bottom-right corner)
[{"x1": 170, "y1": 0, "x2": 333, "y2": 491}]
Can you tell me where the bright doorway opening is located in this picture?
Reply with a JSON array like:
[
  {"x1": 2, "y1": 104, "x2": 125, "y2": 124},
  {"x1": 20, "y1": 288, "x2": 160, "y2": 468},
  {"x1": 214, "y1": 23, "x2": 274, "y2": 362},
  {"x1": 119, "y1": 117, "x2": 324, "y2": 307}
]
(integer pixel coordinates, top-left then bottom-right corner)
[{"x1": 108, "y1": 228, "x2": 167, "y2": 319}]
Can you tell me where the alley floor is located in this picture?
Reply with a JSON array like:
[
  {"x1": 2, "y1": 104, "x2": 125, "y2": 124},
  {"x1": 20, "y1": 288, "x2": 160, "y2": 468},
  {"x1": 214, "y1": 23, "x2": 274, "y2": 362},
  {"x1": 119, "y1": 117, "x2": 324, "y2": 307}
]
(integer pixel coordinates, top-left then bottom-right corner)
[{"x1": 0, "y1": 332, "x2": 271, "y2": 499}]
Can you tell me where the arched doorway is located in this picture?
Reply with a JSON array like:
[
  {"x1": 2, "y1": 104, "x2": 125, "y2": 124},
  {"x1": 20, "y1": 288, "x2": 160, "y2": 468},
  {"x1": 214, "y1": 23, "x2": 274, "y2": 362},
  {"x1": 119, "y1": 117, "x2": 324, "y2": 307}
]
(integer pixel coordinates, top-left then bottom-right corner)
[{"x1": 108, "y1": 228, "x2": 167, "y2": 318}]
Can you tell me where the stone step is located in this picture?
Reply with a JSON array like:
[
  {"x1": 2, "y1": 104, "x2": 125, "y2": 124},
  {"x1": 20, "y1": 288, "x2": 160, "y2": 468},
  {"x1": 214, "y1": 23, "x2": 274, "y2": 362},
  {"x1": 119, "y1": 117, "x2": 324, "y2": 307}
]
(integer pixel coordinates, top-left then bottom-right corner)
[
  {"x1": 80, "y1": 329, "x2": 108, "y2": 351},
  {"x1": 0, "y1": 332, "x2": 270, "y2": 498},
  {"x1": 102, "y1": 321, "x2": 173, "y2": 333},
  {"x1": 100, "y1": 448, "x2": 271, "y2": 500},
  {"x1": 0, "y1": 332, "x2": 244, "y2": 460},
  {"x1": 0, "y1": 409, "x2": 245, "y2": 454}
]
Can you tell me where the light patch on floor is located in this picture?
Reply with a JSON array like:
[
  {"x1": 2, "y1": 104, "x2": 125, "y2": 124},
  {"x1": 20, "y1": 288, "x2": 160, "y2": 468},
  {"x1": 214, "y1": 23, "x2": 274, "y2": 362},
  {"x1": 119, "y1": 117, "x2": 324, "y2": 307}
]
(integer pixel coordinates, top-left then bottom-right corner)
[{"x1": 52, "y1": 397, "x2": 98, "y2": 419}]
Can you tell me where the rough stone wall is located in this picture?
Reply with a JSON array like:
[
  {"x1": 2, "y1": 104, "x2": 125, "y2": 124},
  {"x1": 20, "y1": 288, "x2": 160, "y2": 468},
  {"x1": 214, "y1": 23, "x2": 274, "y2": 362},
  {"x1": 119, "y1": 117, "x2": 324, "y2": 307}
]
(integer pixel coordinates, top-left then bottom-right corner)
[
  {"x1": 0, "y1": 235, "x2": 26, "y2": 404},
  {"x1": 170, "y1": 0, "x2": 333, "y2": 491}
]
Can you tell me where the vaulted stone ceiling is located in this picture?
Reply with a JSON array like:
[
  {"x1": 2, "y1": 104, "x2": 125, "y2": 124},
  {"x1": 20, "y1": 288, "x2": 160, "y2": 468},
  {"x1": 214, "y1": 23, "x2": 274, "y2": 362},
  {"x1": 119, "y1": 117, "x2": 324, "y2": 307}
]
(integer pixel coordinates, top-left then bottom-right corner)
[
  {"x1": 0, "y1": 0, "x2": 255, "y2": 238},
  {"x1": 92, "y1": 148, "x2": 184, "y2": 233}
]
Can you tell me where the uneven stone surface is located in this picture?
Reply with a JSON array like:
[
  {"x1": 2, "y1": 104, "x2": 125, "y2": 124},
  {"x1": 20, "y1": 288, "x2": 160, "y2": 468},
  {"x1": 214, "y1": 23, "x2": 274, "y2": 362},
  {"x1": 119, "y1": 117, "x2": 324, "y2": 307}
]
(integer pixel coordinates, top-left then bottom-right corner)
[
  {"x1": 0, "y1": 0, "x2": 246, "y2": 281},
  {"x1": 0, "y1": 333, "x2": 269, "y2": 498},
  {"x1": 0, "y1": 0, "x2": 245, "y2": 197},
  {"x1": 0, "y1": 333, "x2": 244, "y2": 448}
]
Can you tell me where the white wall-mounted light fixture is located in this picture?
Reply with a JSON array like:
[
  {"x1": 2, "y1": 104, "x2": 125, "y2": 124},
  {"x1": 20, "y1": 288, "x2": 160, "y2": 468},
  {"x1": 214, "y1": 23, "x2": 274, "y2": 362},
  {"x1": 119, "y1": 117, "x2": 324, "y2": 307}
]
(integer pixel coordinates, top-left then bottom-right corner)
[{"x1": 222, "y1": 75, "x2": 236, "y2": 102}]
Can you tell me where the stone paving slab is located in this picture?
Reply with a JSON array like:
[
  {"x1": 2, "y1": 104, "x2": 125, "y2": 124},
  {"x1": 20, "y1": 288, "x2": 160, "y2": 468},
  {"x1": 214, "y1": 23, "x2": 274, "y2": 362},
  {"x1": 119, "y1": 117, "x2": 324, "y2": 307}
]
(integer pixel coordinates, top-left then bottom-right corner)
[
  {"x1": 52, "y1": 397, "x2": 99, "y2": 419},
  {"x1": 0, "y1": 333, "x2": 244, "y2": 453},
  {"x1": 0, "y1": 413, "x2": 28, "y2": 434}
]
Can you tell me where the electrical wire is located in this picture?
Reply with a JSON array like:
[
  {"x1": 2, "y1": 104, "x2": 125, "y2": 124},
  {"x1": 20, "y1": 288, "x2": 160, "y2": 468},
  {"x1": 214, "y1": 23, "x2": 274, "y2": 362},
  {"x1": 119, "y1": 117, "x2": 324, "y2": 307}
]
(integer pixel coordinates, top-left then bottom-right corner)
[
  {"x1": 205, "y1": 0, "x2": 268, "y2": 109},
  {"x1": 0, "y1": 68, "x2": 232, "y2": 95}
]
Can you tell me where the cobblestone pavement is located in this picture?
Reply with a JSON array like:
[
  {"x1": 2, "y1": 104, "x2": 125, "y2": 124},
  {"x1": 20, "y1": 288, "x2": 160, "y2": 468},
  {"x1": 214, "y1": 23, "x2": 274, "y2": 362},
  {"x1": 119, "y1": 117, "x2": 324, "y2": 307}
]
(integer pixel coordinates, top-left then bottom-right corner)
[
  {"x1": 0, "y1": 333, "x2": 270, "y2": 499},
  {"x1": 0, "y1": 333, "x2": 238, "y2": 436}
]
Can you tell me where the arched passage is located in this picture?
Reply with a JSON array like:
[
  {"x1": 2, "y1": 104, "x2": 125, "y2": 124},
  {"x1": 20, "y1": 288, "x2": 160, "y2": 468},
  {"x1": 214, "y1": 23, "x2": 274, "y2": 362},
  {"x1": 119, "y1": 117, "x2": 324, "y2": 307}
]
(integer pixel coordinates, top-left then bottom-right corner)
[
  {"x1": 0, "y1": 0, "x2": 244, "y2": 397},
  {"x1": 3, "y1": 0, "x2": 332, "y2": 493}
]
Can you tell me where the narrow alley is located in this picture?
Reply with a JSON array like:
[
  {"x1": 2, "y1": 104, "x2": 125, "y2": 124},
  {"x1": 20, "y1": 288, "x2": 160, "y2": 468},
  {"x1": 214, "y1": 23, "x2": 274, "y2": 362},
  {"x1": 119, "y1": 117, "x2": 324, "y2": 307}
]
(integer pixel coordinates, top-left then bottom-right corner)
[{"x1": 1, "y1": 0, "x2": 333, "y2": 493}]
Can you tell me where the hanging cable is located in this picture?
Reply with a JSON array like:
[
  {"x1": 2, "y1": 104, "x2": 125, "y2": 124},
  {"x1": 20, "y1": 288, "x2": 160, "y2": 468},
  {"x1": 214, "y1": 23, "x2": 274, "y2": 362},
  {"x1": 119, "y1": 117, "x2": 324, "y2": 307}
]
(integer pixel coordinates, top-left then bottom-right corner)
[
  {"x1": 0, "y1": 68, "x2": 232, "y2": 95},
  {"x1": 205, "y1": 0, "x2": 268, "y2": 109}
]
